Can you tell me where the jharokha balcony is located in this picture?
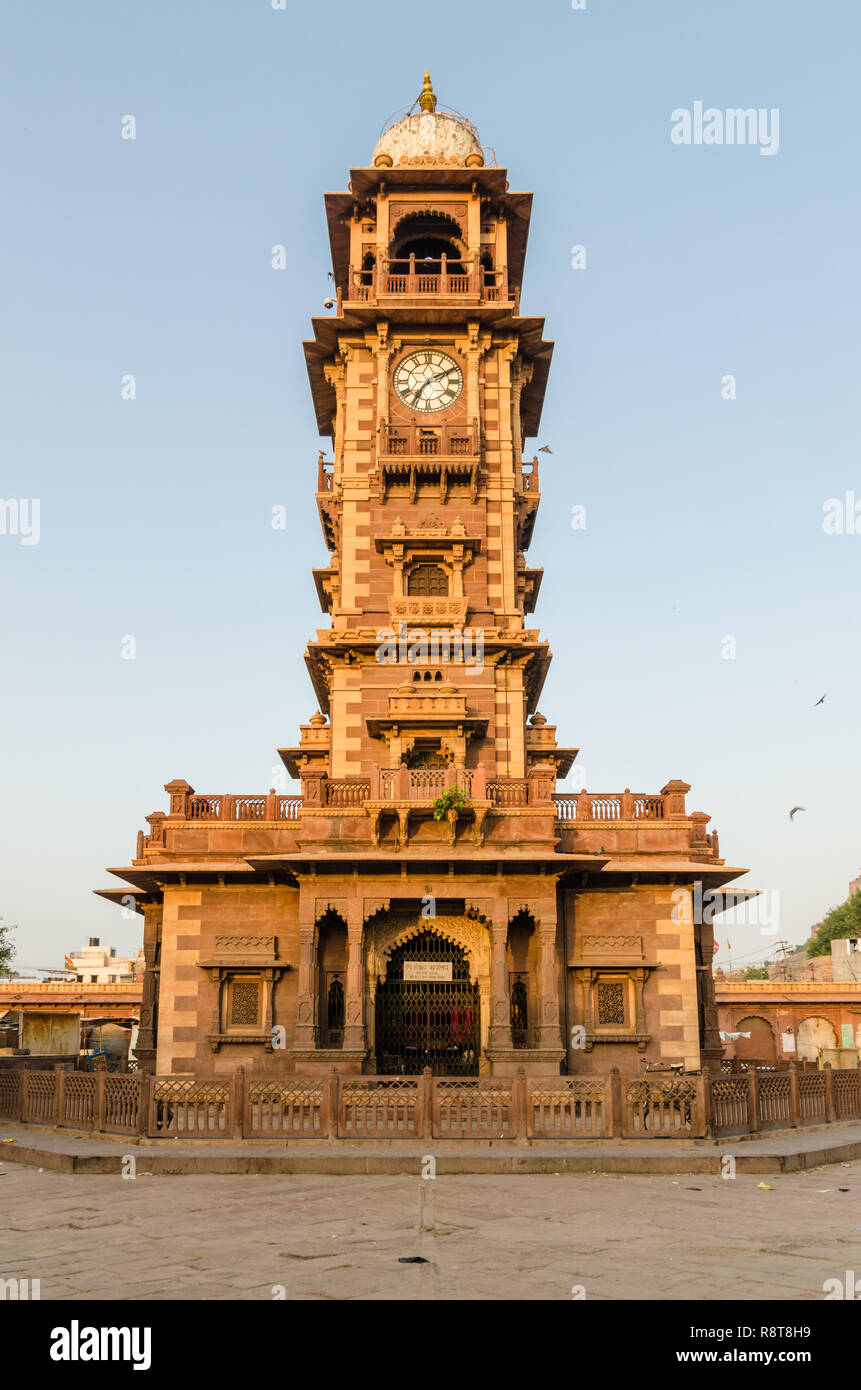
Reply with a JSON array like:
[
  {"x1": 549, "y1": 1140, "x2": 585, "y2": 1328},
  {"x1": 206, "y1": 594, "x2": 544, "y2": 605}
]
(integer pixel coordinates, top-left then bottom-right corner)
[
  {"x1": 133, "y1": 773, "x2": 722, "y2": 864},
  {"x1": 379, "y1": 423, "x2": 479, "y2": 457},
  {"x1": 341, "y1": 257, "x2": 519, "y2": 311}
]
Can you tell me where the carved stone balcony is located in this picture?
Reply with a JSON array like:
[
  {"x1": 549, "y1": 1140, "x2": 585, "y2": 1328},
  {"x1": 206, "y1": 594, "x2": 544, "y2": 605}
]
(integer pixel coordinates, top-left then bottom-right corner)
[
  {"x1": 380, "y1": 424, "x2": 479, "y2": 458},
  {"x1": 132, "y1": 775, "x2": 720, "y2": 865},
  {"x1": 343, "y1": 259, "x2": 518, "y2": 311}
]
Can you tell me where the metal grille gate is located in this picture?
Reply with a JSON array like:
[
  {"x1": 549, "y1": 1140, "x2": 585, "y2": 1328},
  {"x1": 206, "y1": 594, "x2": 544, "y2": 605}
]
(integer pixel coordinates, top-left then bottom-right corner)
[{"x1": 376, "y1": 931, "x2": 479, "y2": 1077}]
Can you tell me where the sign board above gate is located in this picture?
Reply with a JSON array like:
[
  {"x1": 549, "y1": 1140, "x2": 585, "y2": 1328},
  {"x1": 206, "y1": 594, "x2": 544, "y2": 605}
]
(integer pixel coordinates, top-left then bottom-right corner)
[{"x1": 403, "y1": 961, "x2": 453, "y2": 982}]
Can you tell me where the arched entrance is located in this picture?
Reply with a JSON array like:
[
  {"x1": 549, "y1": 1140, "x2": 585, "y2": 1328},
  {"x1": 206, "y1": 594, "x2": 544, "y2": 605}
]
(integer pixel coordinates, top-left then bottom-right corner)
[
  {"x1": 375, "y1": 930, "x2": 479, "y2": 1076},
  {"x1": 796, "y1": 1016, "x2": 838, "y2": 1063},
  {"x1": 734, "y1": 1015, "x2": 776, "y2": 1062}
]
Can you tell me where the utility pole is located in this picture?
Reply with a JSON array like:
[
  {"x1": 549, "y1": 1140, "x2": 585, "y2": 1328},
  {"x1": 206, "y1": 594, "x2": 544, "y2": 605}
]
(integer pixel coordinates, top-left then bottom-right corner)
[{"x1": 772, "y1": 941, "x2": 792, "y2": 981}]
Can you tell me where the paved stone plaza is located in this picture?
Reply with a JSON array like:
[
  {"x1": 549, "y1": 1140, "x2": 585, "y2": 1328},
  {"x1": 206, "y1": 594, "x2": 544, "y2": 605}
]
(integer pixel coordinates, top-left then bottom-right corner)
[{"x1": 1, "y1": 1160, "x2": 859, "y2": 1300}]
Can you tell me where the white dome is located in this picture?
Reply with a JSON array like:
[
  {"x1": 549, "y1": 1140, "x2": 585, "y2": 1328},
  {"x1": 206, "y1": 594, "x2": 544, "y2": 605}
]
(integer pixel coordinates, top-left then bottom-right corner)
[{"x1": 372, "y1": 73, "x2": 484, "y2": 169}]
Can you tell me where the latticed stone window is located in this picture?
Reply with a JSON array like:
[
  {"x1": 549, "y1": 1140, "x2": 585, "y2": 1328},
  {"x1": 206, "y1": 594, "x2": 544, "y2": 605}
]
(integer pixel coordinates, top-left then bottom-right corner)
[
  {"x1": 230, "y1": 980, "x2": 261, "y2": 1027},
  {"x1": 596, "y1": 980, "x2": 626, "y2": 1027},
  {"x1": 407, "y1": 564, "x2": 448, "y2": 597},
  {"x1": 326, "y1": 975, "x2": 345, "y2": 1045},
  {"x1": 510, "y1": 974, "x2": 528, "y2": 1047}
]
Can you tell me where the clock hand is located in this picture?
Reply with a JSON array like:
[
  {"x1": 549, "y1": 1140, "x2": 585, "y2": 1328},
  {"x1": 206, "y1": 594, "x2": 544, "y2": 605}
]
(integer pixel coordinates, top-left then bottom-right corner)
[{"x1": 402, "y1": 367, "x2": 456, "y2": 408}]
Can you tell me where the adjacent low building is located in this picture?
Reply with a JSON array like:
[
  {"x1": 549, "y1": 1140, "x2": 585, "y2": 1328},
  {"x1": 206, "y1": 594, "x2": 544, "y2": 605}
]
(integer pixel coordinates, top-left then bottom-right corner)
[
  {"x1": 0, "y1": 980, "x2": 142, "y2": 1064},
  {"x1": 717, "y1": 939, "x2": 861, "y2": 1066},
  {"x1": 66, "y1": 938, "x2": 143, "y2": 984}
]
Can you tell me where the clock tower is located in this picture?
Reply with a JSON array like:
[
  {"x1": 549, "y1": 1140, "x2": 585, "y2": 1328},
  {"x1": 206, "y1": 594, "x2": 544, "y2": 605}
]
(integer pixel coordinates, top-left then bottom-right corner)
[
  {"x1": 294, "y1": 70, "x2": 566, "y2": 792},
  {"x1": 109, "y1": 75, "x2": 738, "y2": 1084}
]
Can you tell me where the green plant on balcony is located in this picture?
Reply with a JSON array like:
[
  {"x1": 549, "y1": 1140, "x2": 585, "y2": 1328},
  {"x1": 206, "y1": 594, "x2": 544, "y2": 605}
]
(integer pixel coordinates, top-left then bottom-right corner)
[{"x1": 432, "y1": 788, "x2": 472, "y2": 821}]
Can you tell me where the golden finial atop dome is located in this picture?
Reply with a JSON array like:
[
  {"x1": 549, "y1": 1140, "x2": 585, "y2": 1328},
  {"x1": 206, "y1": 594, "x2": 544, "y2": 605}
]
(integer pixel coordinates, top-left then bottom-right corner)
[{"x1": 419, "y1": 70, "x2": 437, "y2": 114}]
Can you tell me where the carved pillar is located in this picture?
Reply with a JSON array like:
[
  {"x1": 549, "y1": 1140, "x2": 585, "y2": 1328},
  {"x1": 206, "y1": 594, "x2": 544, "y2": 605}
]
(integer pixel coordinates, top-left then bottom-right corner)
[
  {"x1": 696, "y1": 918, "x2": 724, "y2": 1069},
  {"x1": 535, "y1": 904, "x2": 564, "y2": 1049},
  {"x1": 133, "y1": 904, "x2": 161, "y2": 1075},
  {"x1": 293, "y1": 893, "x2": 318, "y2": 1049},
  {"x1": 488, "y1": 904, "x2": 512, "y2": 1050},
  {"x1": 633, "y1": 967, "x2": 649, "y2": 1037},
  {"x1": 343, "y1": 903, "x2": 367, "y2": 1051},
  {"x1": 164, "y1": 779, "x2": 193, "y2": 819},
  {"x1": 300, "y1": 769, "x2": 328, "y2": 808},
  {"x1": 369, "y1": 322, "x2": 392, "y2": 435},
  {"x1": 661, "y1": 779, "x2": 691, "y2": 819},
  {"x1": 527, "y1": 762, "x2": 556, "y2": 806}
]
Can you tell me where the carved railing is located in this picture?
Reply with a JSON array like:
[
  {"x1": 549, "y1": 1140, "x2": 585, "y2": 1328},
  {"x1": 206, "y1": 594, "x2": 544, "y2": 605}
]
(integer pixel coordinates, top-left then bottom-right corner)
[
  {"x1": 22, "y1": 1072, "x2": 56, "y2": 1123},
  {"x1": 59, "y1": 1074, "x2": 96, "y2": 1128},
  {"x1": 0, "y1": 1072, "x2": 22, "y2": 1120},
  {"x1": 520, "y1": 458, "x2": 539, "y2": 493},
  {"x1": 148, "y1": 1077, "x2": 233, "y2": 1138},
  {"x1": 708, "y1": 1076, "x2": 751, "y2": 1136},
  {"x1": 528, "y1": 1077, "x2": 606, "y2": 1137},
  {"x1": 149, "y1": 780, "x2": 701, "y2": 830},
  {"x1": 346, "y1": 258, "x2": 511, "y2": 305},
  {"x1": 246, "y1": 1079, "x2": 324, "y2": 1137},
  {"x1": 184, "y1": 794, "x2": 302, "y2": 822},
  {"x1": 340, "y1": 1078, "x2": 420, "y2": 1137},
  {"x1": 719, "y1": 1057, "x2": 794, "y2": 1074},
  {"x1": 369, "y1": 772, "x2": 554, "y2": 809},
  {"x1": 380, "y1": 423, "x2": 479, "y2": 457},
  {"x1": 5, "y1": 1066, "x2": 860, "y2": 1141},
  {"x1": 317, "y1": 457, "x2": 334, "y2": 492},
  {"x1": 187, "y1": 795, "x2": 223, "y2": 820},
  {"x1": 554, "y1": 793, "x2": 665, "y2": 822},
  {"x1": 798, "y1": 1071, "x2": 827, "y2": 1123},
  {"x1": 710, "y1": 1065, "x2": 856, "y2": 1135},
  {"x1": 103, "y1": 1075, "x2": 143, "y2": 1133},
  {"x1": 379, "y1": 768, "x2": 474, "y2": 801},
  {"x1": 326, "y1": 779, "x2": 372, "y2": 809},
  {"x1": 624, "y1": 1077, "x2": 701, "y2": 1135},
  {"x1": 834, "y1": 1069, "x2": 861, "y2": 1119},
  {"x1": 487, "y1": 778, "x2": 530, "y2": 809},
  {"x1": 434, "y1": 1080, "x2": 514, "y2": 1137},
  {"x1": 753, "y1": 1073, "x2": 793, "y2": 1130}
]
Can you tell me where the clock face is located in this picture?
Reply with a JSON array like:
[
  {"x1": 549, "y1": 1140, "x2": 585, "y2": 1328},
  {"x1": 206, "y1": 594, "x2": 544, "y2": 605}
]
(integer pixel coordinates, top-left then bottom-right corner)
[{"x1": 393, "y1": 350, "x2": 464, "y2": 414}]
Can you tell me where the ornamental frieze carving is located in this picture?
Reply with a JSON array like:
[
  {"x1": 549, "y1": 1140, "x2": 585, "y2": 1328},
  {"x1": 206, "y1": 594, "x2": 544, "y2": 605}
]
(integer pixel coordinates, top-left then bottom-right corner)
[
  {"x1": 369, "y1": 912, "x2": 491, "y2": 983},
  {"x1": 464, "y1": 900, "x2": 495, "y2": 926},
  {"x1": 212, "y1": 935, "x2": 276, "y2": 956},
  {"x1": 578, "y1": 935, "x2": 644, "y2": 956},
  {"x1": 363, "y1": 899, "x2": 391, "y2": 923},
  {"x1": 315, "y1": 900, "x2": 350, "y2": 924},
  {"x1": 389, "y1": 201, "x2": 468, "y2": 235}
]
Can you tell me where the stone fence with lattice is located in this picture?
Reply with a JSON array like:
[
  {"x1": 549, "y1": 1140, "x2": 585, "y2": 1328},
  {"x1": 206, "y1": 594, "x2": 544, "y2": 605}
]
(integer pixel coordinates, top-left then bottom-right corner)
[{"x1": 1, "y1": 1064, "x2": 859, "y2": 1142}]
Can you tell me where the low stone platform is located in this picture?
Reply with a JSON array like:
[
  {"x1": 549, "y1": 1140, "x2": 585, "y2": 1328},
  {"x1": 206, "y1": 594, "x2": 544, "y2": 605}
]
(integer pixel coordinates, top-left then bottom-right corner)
[{"x1": 2, "y1": 1122, "x2": 861, "y2": 1176}]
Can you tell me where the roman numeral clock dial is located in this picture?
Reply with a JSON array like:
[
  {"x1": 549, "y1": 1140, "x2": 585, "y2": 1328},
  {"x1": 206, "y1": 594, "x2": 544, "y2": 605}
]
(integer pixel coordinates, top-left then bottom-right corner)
[{"x1": 393, "y1": 351, "x2": 464, "y2": 413}]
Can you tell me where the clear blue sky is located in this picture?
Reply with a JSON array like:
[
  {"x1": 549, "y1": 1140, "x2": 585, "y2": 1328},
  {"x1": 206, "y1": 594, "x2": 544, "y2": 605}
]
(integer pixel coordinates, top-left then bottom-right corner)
[{"x1": 2, "y1": 0, "x2": 859, "y2": 973}]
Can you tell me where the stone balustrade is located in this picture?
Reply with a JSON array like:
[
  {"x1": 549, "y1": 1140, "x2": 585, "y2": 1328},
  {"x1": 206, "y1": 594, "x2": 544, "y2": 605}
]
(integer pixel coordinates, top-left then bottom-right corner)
[
  {"x1": 135, "y1": 774, "x2": 719, "y2": 858},
  {"x1": 520, "y1": 457, "x2": 539, "y2": 493},
  {"x1": 379, "y1": 423, "x2": 479, "y2": 457},
  {"x1": 553, "y1": 792, "x2": 666, "y2": 822},
  {"x1": 4, "y1": 1063, "x2": 859, "y2": 1141},
  {"x1": 345, "y1": 257, "x2": 515, "y2": 308},
  {"x1": 152, "y1": 776, "x2": 698, "y2": 822}
]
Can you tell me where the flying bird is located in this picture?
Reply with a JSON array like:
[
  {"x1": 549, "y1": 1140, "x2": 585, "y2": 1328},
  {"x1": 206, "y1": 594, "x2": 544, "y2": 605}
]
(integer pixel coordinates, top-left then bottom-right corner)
[
  {"x1": 814, "y1": 693, "x2": 827, "y2": 706},
  {"x1": 539, "y1": 445, "x2": 553, "y2": 454},
  {"x1": 789, "y1": 806, "x2": 806, "y2": 821}
]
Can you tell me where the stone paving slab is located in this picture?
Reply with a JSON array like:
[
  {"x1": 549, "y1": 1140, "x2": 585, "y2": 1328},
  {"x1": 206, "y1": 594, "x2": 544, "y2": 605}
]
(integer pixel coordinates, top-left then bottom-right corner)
[
  {"x1": 1, "y1": 1122, "x2": 861, "y2": 1175},
  {"x1": 0, "y1": 1163, "x2": 859, "y2": 1300}
]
